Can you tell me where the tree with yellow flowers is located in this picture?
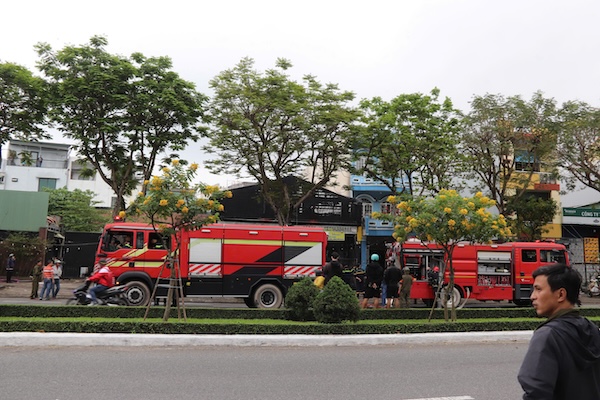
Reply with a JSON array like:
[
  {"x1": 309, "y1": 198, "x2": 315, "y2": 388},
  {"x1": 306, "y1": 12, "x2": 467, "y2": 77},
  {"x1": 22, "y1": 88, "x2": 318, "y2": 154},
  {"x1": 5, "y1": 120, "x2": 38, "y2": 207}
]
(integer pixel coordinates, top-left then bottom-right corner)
[
  {"x1": 374, "y1": 189, "x2": 510, "y2": 321},
  {"x1": 127, "y1": 160, "x2": 232, "y2": 321}
]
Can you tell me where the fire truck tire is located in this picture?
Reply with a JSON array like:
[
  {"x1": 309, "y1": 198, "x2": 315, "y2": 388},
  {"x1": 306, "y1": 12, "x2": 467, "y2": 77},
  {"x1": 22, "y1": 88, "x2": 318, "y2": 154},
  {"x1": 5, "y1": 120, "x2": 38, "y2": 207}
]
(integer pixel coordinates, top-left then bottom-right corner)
[
  {"x1": 125, "y1": 281, "x2": 151, "y2": 306},
  {"x1": 253, "y1": 284, "x2": 284, "y2": 309},
  {"x1": 439, "y1": 286, "x2": 462, "y2": 309},
  {"x1": 243, "y1": 297, "x2": 257, "y2": 308},
  {"x1": 513, "y1": 299, "x2": 531, "y2": 307}
]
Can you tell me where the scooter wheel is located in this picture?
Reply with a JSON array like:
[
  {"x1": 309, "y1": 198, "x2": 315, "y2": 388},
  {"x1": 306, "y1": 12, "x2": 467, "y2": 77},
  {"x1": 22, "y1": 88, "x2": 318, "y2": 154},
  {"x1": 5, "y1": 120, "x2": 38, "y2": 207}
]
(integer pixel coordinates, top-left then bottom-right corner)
[{"x1": 66, "y1": 298, "x2": 83, "y2": 305}]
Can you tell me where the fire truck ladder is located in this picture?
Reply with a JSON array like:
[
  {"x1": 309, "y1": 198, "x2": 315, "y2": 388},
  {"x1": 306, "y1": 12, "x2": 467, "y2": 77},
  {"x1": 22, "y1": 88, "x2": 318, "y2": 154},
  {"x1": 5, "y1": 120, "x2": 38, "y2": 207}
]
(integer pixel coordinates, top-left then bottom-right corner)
[{"x1": 143, "y1": 256, "x2": 187, "y2": 321}]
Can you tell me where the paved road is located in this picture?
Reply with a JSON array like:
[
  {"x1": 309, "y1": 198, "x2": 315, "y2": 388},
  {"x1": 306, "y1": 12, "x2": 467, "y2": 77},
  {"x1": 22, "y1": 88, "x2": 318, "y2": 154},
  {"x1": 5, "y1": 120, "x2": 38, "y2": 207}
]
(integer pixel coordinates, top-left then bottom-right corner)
[{"x1": 0, "y1": 341, "x2": 527, "y2": 400}]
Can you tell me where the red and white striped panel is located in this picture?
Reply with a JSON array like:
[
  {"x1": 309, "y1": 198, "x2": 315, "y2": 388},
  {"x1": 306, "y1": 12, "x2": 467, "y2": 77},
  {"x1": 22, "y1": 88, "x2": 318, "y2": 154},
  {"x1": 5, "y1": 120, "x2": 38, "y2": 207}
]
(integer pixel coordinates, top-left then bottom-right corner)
[
  {"x1": 284, "y1": 266, "x2": 319, "y2": 279},
  {"x1": 188, "y1": 264, "x2": 222, "y2": 277}
]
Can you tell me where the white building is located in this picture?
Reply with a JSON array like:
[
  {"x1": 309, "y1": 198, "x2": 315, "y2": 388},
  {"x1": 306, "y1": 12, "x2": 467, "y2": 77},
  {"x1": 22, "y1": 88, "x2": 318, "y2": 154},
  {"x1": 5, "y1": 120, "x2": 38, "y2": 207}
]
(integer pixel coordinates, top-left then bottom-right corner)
[{"x1": 0, "y1": 140, "x2": 117, "y2": 208}]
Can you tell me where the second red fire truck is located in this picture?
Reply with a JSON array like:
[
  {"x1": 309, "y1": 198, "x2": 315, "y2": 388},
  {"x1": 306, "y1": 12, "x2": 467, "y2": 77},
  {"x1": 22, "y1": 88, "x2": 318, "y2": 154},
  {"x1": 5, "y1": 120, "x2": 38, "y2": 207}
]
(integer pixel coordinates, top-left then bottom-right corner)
[{"x1": 393, "y1": 239, "x2": 570, "y2": 307}]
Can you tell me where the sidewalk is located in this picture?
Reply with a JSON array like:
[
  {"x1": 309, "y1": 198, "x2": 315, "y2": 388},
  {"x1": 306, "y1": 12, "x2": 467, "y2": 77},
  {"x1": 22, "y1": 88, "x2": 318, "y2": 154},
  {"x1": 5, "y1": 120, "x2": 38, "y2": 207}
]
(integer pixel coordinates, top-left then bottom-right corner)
[{"x1": 0, "y1": 331, "x2": 534, "y2": 347}]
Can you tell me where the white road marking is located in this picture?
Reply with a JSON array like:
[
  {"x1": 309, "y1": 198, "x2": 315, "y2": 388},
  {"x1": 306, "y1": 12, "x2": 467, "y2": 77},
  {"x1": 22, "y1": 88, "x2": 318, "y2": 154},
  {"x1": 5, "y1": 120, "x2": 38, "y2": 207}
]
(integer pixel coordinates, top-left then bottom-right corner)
[{"x1": 403, "y1": 397, "x2": 475, "y2": 400}]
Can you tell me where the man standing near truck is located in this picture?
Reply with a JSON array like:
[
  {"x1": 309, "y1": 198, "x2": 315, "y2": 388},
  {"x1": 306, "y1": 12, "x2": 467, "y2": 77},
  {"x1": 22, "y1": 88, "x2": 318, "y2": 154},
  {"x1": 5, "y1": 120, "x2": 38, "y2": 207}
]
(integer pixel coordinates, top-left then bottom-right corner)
[
  {"x1": 6, "y1": 254, "x2": 15, "y2": 283},
  {"x1": 518, "y1": 263, "x2": 600, "y2": 399}
]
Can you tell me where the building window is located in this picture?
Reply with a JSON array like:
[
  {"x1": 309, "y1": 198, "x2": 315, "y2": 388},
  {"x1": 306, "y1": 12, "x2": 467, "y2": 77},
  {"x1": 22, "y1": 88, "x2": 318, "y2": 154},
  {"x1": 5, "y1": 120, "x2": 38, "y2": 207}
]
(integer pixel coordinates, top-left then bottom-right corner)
[
  {"x1": 514, "y1": 150, "x2": 540, "y2": 172},
  {"x1": 362, "y1": 202, "x2": 373, "y2": 218},
  {"x1": 380, "y1": 202, "x2": 392, "y2": 214},
  {"x1": 38, "y1": 178, "x2": 57, "y2": 191}
]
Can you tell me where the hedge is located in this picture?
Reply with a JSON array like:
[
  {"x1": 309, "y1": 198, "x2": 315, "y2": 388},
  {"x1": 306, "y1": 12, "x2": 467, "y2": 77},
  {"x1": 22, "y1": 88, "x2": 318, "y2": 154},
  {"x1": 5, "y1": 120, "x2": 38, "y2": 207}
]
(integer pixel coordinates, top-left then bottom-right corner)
[{"x1": 1, "y1": 305, "x2": 598, "y2": 334}]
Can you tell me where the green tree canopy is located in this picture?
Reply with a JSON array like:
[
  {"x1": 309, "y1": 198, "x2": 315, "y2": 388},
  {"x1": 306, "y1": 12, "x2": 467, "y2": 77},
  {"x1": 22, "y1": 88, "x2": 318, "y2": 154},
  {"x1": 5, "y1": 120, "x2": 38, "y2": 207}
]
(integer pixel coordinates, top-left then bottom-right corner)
[
  {"x1": 35, "y1": 36, "x2": 206, "y2": 217},
  {"x1": 353, "y1": 88, "x2": 463, "y2": 195},
  {"x1": 505, "y1": 195, "x2": 557, "y2": 241},
  {"x1": 460, "y1": 91, "x2": 559, "y2": 215},
  {"x1": 205, "y1": 57, "x2": 359, "y2": 225},
  {"x1": 0, "y1": 61, "x2": 49, "y2": 167},
  {"x1": 556, "y1": 101, "x2": 600, "y2": 192},
  {"x1": 45, "y1": 187, "x2": 108, "y2": 232}
]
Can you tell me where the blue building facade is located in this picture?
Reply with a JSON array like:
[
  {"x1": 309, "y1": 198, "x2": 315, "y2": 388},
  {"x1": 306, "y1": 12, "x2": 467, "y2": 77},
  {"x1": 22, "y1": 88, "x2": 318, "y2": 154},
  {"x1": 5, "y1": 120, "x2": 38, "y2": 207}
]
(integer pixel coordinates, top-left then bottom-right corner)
[{"x1": 350, "y1": 174, "x2": 408, "y2": 268}]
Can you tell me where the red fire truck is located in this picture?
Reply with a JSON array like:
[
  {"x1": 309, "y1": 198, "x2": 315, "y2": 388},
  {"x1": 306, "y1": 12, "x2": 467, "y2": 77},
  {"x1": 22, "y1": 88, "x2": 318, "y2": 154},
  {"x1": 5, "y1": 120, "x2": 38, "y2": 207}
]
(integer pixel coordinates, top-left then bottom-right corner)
[
  {"x1": 94, "y1": 222, "x2": 327, "y2": 308},
  {"x1": 395, "y1": 239, "x2": 570, "y2": 307}
]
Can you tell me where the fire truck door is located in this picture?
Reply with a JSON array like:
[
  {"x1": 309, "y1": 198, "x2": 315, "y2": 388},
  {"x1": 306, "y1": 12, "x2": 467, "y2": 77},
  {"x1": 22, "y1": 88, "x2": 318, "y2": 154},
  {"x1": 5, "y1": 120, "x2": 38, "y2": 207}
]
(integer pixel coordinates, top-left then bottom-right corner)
[{"x1": 186, "y1": 237, "x2": 223, "y2": 296}]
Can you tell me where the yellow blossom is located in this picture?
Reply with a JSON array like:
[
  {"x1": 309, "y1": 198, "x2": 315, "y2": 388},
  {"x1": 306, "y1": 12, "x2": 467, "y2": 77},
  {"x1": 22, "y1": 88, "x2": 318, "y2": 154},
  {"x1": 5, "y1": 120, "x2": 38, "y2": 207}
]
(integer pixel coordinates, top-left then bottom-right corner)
[
  {"x1": 190, "y1": 163, "x2": 199, "y2": 171},
  {"x1": 387, "y1": 195, "x2": 397, "y2": 203},
  {"x1": 172, "y1": 159, "x2": 180, "y2": 166},
  {"x1": 460, "y1": 208, "x2": 468, "y2": 215},
  {"x1": 162, "y1": 167, "x2": 170, "y2": 174},
  {"x1": 217, "y1": 204, "x2": 224, "y2": 212},
  {"x1": 159, "y1": 199, "x2": 168, "y2": 206},
  {"x1": 182, "y1": 206, "x2": 189, "y2": 214},
  {"x1": 143, "y1": 180, "x2": 149, "y2": 185},
  {"x1": 448, "y1": 219, "x2": 456, "y2": 227},
  {"x1": 176, "y1": 199, "x2": 185, "y2": 208},
  {"x1": 225, "y1": 191, "x2": 233, "y2": 198},
  {"x1": 118, "y1": 211, "x2": 126, "y2": 219},
  {"x1": 444, "y1": 207, "x2": 452, "y2": 213}
]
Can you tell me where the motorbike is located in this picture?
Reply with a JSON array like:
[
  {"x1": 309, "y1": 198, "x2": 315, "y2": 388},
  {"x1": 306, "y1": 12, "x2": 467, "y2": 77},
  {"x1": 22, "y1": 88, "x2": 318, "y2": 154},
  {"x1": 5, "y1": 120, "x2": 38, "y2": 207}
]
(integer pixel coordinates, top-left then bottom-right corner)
[
  {"x1": 587, "y1": 279, "x2": 600, "y2": 297},
  {"x1": 66, "y1": 281, "x2": 130, "y2": 306}
]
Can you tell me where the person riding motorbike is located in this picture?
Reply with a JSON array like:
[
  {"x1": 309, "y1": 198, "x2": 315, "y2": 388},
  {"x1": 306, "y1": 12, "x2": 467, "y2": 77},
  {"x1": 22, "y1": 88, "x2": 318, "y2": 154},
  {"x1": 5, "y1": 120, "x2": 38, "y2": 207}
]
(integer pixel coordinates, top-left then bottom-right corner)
[{"x1": 87, "y1": 260, "x2": 115, "y2": 305}]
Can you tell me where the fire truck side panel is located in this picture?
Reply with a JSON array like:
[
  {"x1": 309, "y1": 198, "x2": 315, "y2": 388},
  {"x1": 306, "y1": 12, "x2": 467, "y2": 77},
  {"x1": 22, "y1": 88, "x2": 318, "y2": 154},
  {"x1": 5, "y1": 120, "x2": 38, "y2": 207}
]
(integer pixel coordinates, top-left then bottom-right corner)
[
  {"x1": 185, "y1": 235, "x2": 223, "y2": 296},
  {"x1": 283, "y1": 228, "x2": 325, "y2": 279}
]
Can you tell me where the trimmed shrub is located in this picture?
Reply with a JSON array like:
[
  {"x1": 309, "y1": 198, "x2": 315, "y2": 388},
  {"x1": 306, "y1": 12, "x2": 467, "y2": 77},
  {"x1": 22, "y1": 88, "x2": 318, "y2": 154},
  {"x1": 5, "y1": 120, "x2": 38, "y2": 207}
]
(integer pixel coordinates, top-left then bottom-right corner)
[
  {"x1": 313, "y1": 276, "x2": 361, "y2": 323},
  {"x1": 284, "y1": 277, "x2": 319, "y2": 321}
]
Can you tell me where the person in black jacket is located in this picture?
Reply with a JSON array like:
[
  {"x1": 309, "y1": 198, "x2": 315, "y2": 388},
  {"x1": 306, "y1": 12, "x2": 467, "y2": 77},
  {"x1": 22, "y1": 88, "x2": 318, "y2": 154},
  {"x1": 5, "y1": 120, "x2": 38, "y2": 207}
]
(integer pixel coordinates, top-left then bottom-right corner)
[
  {"x1": 518, "y1": 263, "x2": 600, "y2": 400},
  {"x1": 383, "y1": 263, "x2": 402, "y2": 308},
  {"x1": 322, "y1": 252, "x2": 343, "y2": 285},
  {"x1": 361, "y1": 254, "x2": 383, "y2": 309}
]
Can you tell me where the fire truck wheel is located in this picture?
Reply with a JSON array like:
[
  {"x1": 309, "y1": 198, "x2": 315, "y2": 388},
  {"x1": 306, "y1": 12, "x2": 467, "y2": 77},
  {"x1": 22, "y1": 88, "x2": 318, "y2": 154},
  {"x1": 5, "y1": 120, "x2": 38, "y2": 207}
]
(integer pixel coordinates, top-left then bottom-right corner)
[
  {"x1": 125, "y1": 281, "x2": 151, "y2": 306},
  {"x1": 439, "y1": 286, "x2": 462, "y2": 309},
  {"x1": 513, "y1": 299, "x2": 531, "y2": 307},
  {"x1": 253, "y1": 284, "x2": 284, "y2": 308},
  {"x1": 422, "y1": 299, "x2": 434, "y2": 307},
  {"x1": 243, "y1": 297, "x2": 257, "y2": 308}
]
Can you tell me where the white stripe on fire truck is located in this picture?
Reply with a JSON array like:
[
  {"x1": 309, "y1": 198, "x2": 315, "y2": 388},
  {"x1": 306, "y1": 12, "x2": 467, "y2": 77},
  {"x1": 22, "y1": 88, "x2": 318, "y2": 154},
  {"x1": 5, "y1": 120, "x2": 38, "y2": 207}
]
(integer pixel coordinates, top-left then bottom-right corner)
[
  {"x1": 189, "y1": 264, "x2": 222, "y2": 276},
  {"x1": 283, "y1": 266, "x2": 319, "y2": 278}
]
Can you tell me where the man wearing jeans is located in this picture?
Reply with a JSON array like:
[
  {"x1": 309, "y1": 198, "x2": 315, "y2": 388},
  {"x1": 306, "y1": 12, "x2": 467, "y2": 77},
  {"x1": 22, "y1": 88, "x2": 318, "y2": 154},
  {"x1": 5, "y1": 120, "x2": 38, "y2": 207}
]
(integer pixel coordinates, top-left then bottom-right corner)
[{"x1": 87, "y1": 260, "x2": 114, "y2": 305}]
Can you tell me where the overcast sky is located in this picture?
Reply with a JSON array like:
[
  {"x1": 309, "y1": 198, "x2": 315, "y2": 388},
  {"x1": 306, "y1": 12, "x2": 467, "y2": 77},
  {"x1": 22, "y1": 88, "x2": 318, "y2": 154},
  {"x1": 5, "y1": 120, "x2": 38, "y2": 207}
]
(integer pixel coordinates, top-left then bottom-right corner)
[{"x1": 4, "y1": 0, "x2": 600, "y2": 192}]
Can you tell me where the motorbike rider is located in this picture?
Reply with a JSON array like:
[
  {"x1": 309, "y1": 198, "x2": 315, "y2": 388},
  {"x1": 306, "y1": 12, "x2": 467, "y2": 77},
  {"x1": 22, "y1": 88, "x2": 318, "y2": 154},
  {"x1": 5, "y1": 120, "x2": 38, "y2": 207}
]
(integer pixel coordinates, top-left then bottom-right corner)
[{"x1": 87, "y1": 259, "x2": 115, "y2": 305}]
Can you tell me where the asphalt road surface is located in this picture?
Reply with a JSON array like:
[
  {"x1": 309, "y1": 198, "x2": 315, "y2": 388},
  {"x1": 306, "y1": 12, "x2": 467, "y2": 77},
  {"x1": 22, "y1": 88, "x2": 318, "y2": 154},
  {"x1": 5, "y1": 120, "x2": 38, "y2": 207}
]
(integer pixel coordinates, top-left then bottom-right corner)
[{"x1": 1, "y1": 342, "x2": 526, "y2": 400}]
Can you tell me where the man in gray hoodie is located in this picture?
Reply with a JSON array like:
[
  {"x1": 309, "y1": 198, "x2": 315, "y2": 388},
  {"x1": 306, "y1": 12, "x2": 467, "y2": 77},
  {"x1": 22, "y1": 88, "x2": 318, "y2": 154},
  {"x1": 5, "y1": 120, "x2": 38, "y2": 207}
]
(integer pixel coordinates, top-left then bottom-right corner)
[{"x1": 518, "y1": 263, "x2": 600, "y2": 399}]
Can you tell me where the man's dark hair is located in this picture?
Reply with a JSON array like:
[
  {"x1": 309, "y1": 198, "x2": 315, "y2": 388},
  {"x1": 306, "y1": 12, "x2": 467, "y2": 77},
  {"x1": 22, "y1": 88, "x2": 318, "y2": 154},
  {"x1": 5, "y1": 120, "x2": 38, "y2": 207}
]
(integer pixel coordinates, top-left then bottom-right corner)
[
  {"x1": 330, "y1": 252, "x2": 339, "y2": 260},
  {"x1": 532, "y1": 263, "x2": 581, "y2": 305}
]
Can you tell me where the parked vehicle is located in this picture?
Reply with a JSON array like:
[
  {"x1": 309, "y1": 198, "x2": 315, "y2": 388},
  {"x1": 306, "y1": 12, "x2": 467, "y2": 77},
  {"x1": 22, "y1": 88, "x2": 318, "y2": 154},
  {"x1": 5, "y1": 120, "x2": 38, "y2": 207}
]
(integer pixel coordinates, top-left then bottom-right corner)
[
  {"x1": 394, "y1": 239, "x2": 570, "y2": 307},
  {"x1": 95, "y1": 222, "x2": 327, "y2": 308},
  {"x1": 66, "y1": 281, "x2": 130, "y2": 306}
]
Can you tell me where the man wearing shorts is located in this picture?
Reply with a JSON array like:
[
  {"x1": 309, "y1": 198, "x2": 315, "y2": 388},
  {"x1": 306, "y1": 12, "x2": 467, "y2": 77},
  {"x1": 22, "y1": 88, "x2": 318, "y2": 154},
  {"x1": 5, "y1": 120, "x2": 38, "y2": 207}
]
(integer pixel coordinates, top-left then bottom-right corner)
[{"x1": 361, "y1": 254, "x2": 384, "y2": 309}]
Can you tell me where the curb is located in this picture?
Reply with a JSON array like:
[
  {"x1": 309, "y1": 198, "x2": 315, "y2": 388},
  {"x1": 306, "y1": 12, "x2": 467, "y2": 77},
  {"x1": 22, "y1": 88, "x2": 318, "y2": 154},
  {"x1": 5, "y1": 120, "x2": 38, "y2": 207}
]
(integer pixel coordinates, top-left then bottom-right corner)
[{"x1": 0, "y1": 330, "x2": 533, "y2": 347}]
